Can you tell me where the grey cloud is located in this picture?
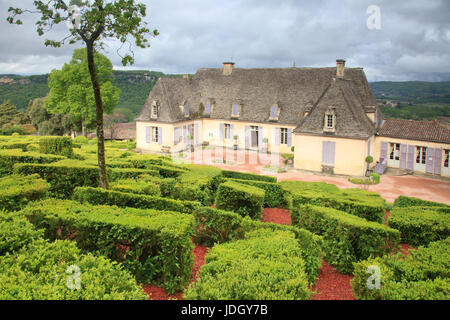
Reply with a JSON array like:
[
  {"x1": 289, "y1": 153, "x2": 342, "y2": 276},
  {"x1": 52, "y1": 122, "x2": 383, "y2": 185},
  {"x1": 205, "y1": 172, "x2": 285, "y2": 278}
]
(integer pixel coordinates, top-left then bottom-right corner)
[{"x1": 0, "y1": 0, "x2": 449, "y2": 81}]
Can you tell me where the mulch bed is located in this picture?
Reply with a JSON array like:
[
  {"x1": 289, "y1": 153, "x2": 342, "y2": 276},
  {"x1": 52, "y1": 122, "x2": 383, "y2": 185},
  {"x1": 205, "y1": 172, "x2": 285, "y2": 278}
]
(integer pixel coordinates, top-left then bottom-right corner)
[
  {"x1": 261, "y1": 208, "x2": 291, "y2": 225},
  {"x1": 142, "y1": 245, "x2": 208, "y2": 300},
  {"x1": 310, "y1": 261, "x2": 355, "y2": 300}
]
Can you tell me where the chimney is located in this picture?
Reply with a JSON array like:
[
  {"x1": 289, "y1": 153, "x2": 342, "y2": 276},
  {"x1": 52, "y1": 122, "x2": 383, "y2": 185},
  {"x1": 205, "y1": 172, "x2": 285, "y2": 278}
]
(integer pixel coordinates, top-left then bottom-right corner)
[
  {"x1": 336, "y1": 59, "x2": 345, "y2": 78},
  {"x1": 222, "y1": 62, "x2": 235, "y2": 76}
]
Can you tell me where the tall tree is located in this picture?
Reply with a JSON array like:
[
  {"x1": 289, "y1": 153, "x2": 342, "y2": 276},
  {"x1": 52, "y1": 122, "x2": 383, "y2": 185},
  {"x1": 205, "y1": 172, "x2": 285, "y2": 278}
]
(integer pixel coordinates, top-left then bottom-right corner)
[
  {"x1": 45, "y1": 48, "x2": 120, "y2": 137},
  {"x1": 7, "y1": 0, "x2": 158, "y2": 189}
]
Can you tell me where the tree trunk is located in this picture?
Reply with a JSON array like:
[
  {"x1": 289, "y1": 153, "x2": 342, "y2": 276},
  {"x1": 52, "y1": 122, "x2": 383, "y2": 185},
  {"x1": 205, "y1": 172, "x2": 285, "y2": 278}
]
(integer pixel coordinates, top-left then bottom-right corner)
[
  {"x1": 86, "y1": 44, "x2": 109, "y2": 189},
  {"x1": 82, "y1": 119, "x2": 87, "y2": 138}
]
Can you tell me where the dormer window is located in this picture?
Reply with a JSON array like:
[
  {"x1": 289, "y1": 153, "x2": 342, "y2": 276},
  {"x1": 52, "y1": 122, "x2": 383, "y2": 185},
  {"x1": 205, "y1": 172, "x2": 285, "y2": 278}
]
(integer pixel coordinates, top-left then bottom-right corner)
[
  {"x1": 184, "y1": 102, "x2": 190, "y2": 118},
  {"x1": 231, "y1": 103, "x2": 240, "y2": 118},
  {"x1": 204, "y1": 99, "x2": 214, "y2": 117},
  {"x1": 269, "y1": 105, "x2": 280, "y2": 121},
  {"x1": 151, "y1": 100, "x2": 159, "y2": 119},
  {"x1": 324, "y1": 106, "x2": 336, "y2": 132}
]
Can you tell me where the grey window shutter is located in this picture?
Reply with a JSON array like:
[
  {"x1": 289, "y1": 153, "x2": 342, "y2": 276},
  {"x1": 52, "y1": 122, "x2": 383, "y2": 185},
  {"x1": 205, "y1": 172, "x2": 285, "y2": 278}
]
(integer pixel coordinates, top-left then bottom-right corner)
[
  {"x1": 219, "y1": 123, "x2": 224, "y2": 140},
  {"x1": 322, "y1": 141, "x2": 328, "y2": 163},
  {"x1": 183, "y1": 125, "x2": 187, "y2": 142},
  {"x1": 245, "y1": 126, "x2": 249, "y2": 149},
  {"x1": 146, "y1": 126, "x2": 151, "y2": 143},
  {"x1": 230, "y1": 124, "x2": 234, "y2": 140},
  {"x1": 158, "y1": 127, "x2": 162, "y2": 145},
  {"x1": 426, "y1": 147, "x2": 434, "y2": 173},
  {"x1": 275, "y1": 128, "x2": 280, "y2": 146},
  {"x1": 380, "y1": 142, "x2": 388, "y2": 160},
  {"x1": 258, "y1": 127, "x2": 263, "y2": 150},
  {"x1": 407, "y1": 145, "x2": 414, "y2": 170},
  {"x1": 185, "y1": 104, "x2": 189, "y2": 117},
  {"x1": 195, "y1": 123, "x2": 200, "y2": 145},
  {"x1": 329, "y1": 142, "x2": 336, "y2": 165},
  {"x1": 434, "y1": 148, "x2": 442, "y2": 175},
  {"x1": 205, "y1": 103, "x2": 211, "y2": 115},
  {"x1": 270, "y1": 106, "x2": 277, "y2": 118},
  {"x1": 400, "y1": 144, "x2": 407, "y2": 169},
  {"x1": 174, "y1": 127, "x2": 178, "y2": 145},
  {"x1": 367, "y1": 141, "x2": 371, "y2": 156},
  {"x1": 287, "y1": 129, "x2": 292, "y2": 147}
]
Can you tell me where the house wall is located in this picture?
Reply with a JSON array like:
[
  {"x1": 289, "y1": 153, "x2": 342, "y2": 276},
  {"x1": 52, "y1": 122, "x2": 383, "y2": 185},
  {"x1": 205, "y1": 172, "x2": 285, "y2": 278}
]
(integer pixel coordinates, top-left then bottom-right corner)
[
  {"x1": 374, "y1": 136, "x2": 450, "y2": 177},
  {"x1": 136, "y1": 121, "x2": 175, "y2": 152},
  {"x1": 293, "y1": 134, "x2": 368, "y2": 176}
]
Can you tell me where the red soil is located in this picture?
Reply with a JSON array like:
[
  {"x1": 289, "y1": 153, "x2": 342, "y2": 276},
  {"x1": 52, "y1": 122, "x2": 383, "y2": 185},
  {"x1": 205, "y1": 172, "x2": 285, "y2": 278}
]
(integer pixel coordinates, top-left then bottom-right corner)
[
  {"x1": 261, "y1": 208, "x2": 291, "y2": 225},
  {"x1": 310, "y1": 261, "x2": 355, "y2": 300},
  {"x1": 142, "y1": 245, "x2": 208, "y2": 300}
]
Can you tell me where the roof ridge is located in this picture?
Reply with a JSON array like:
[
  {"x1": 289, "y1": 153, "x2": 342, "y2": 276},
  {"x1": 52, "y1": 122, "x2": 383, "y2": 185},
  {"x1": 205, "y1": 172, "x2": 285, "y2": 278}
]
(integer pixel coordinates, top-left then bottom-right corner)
[{"x1": 294, "y1": 81, "x2": 332, "y2": 130}]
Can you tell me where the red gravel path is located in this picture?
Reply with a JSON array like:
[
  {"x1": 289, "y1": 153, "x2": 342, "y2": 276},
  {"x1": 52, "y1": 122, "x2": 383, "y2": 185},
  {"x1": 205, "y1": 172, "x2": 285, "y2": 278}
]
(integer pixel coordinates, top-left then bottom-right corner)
[
  {"x1": 310, "y1": 261, "x2": 355, "y2": 300},
  {"x1": 142, "y1": 245, "x2": 208, "y2": 300},
  {"x1": 261, "y1": 208, "x2": 291, "y2": 225}
]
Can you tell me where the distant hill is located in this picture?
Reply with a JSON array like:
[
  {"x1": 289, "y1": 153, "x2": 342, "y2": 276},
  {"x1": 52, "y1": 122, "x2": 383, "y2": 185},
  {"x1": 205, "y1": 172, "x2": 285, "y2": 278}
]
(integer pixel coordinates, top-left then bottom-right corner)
[
  {"x1": 369, "y1": 81, "x2": 450, "y2": 104},
  {"x1": 0, "y1": 70, "x2": 186, "y2": 122}
]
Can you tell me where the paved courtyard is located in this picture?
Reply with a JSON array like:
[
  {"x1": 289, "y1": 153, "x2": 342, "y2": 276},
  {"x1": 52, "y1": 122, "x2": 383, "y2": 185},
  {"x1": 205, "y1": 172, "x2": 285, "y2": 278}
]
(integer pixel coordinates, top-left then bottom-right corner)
[{"x1": 175, "y1": 148, "x2": 450, "y2": 205}]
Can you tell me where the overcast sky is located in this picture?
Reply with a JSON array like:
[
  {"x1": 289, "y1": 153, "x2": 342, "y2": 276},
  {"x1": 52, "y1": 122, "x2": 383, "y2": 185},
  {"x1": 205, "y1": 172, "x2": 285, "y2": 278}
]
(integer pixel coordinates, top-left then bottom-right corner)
[{"x1": 0, "y1": 0, "x2": 449, "y2": 81}]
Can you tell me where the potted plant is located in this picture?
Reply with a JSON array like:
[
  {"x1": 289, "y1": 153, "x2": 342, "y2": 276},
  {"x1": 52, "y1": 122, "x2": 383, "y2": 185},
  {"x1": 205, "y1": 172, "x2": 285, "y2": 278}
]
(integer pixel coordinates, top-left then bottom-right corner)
[
  {"x1": 282, "y1": 153, "x2": 294, "y2": 166},
  {"x1": 365, "y1": 155, "x2": 374, "y2": 176},
  {"x1": 188, "y1": 134, "x2": 194, "y2": 152},
  {"x1": 233, "y1": 135, "x2": 239, "y2": 150},
  {"x1": 262, "y1": 137, "x2": 268, "y2": 153}
]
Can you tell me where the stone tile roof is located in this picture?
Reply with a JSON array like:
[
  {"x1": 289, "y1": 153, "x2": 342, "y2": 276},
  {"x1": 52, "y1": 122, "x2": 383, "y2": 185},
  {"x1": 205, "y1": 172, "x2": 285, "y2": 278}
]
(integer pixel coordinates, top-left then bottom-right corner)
[
  {"x1": 136, "y1": 65, "x2": 379, "y2": 139},
  {"x1": 377, "y1": 119, "x2": 450, "y2": 144}
]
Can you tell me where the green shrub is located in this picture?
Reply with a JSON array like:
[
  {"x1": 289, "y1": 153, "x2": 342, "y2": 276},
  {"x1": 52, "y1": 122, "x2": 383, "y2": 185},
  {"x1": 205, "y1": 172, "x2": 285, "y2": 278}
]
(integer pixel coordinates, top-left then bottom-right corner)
[
  {"x1": 292, "y1": 204, "x2": 400, "y2": 274},
  {"x1": 393, "y1": 195, "x2": 450, "y2": 208},
  {"x1": 215, "y1": 180, "x2": 265, "y2": 220},
  {"x1": 184, "y1": 229, "x2": 312, "y2": 300},
  {"x1": 19, "y1": 199, "x2": 195, "y2": 294},
  {"x1": 193, "y1": 207, "x2": 245, "y2": 246},
  {"x1": 0, "y1": 174, "x2": 49, "y2": 212},
  {"x1": 73, "y1": 187, "x2": 202, "y2": 214},
  {"x1": 285, "y1": 181, "x2": 386, "y2": 223},
  {"x1": 73, "y1": 136, "x2": 90, "y2": 144},
  {"x1": 0, "y1": 149, "x2": 64, "y2": 177},
  {"x1": 111, "y1": 179, "x2": 161, "y2": 197},
  {"x1": 387, "y1": 207, "x2": 450, "y2": 246},
  {"x1": 0, "y1": 239, "x2": 147, "y2": 300},
  {"x1": 240, "y1": 218, "x2": 323, "y2": 284},
  {"x1": 0, "y1": 211, "x2": 43, "y2": 256},
  {"x1": 222, "y1": 170, "x2": 277, "y2": 183},
  {"x1": 13, "y1": 162, "x2": 158, "y2": 198},
  {"x1": 129, "y1": 155, "x2": 188, "y2": 178},
  {"x1": 39, "y1": 136, "x2": 74, "y2": 158},
  {"x1": 351, "y1": 238, "x2": 450, "y2": 300},
  {"x1": 228, "y1": 178, "x2": 288, "y2": 208},
  {"x1": 0, "y1": 141, "x2": 31, "y2": 152}
]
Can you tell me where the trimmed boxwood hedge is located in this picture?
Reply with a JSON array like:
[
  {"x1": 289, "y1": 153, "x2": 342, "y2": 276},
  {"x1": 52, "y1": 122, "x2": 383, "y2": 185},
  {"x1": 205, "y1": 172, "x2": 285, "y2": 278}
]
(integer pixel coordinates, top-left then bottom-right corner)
[
  {"x1": 13, "y1": 162, "x2": 159, "y2": 198},
  {"x1": 73, "y1": 187, "x2": 202, "y2": 214},
  {"x1": 292, "y1": 204, "x2": 400, "y2": 274},
  {"x1": 221, "y1": 170, "x2": 277, "y2": 183},
  {"x1": 0, "y1": 149, "x2": 64, "y2": 177},
  {"x1": 19, "y1": 199, "x2": 195, "y2": 294},
  {"x1": 191, "y1": 206, "x2": 322, "y2": 285},
  {"x1": 215, "y1": 180, "x2": 265, "y2": 220},
  {"x1": 351, "y1": 238, "x2": 450, "y2": 300},
  {"x1": 0, "y1": 211, "x2": 43, "y2": 256},
  {"x1": 39, "y1": 136, "x2": 74, "y2": 158},
  {"x1": 0, "y1": 174, "x2": 49, "y2": 212},
  {"x1": 387, "y1": 207, "x2": 450, "y2": 246},
  {"x1": 110, "y1": 179, "x2": 161, "y2": 197},
  {"x1": 290, "y1": 189, "x2": 386, "y2": 223},
  {"x1": 393, "y1": 195, "x2": 450, "y2": 208},
  {"x1": 0, "y1": 239, "x2": 147, "y2": 300},
  {"x1": 0, "y1": 141, "x2": 31, "y2": 152},
  {"x1": 227, "y1": 178, "x2": 288, "y2": 208},
  {"x1": 184, "y1": 229, "x2": 312, "y2": 300}
]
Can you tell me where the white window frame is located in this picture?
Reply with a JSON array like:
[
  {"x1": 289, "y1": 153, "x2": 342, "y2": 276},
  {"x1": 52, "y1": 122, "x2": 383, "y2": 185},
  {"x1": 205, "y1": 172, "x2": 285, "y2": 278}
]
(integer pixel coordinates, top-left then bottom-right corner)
[
  {"x1": 152, "y1": 127, "x2": 158, "y2": 143},
  {"x1": 326, "y1": 114, "x2": 334, "y2": 128},
  {"x1": 152, "y1": 105, "x2": 158, "y2": 117},
  {"x1": 280, "y1": 128, "x2": 288, "y2": 145},
  {"x1": 224, "y1": 124, "x2": 231, "y2": 140},
  {"x1": 416, "y1": 146, "x2": 427, "y2": 165},
  {"x1": 390, "y1": 143, "x2": 400, "y2": 161},
  {"x1": 444, "y1": 149, "x2": 449, "y2": 168}
]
